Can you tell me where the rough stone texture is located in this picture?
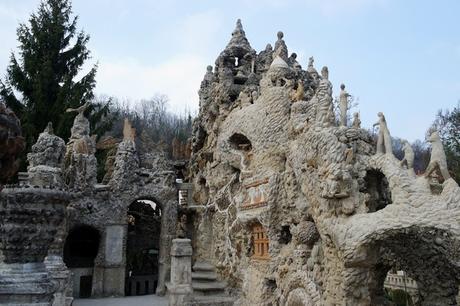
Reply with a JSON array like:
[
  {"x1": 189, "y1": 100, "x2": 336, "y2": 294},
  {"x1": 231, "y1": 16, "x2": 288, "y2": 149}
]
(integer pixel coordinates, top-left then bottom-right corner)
[
  {"x1": 64, "y1": 103, "x2": 97, "y2": 190},
  {"x1": 27, "y1": 123, "x2": 66, "y2": 187},
  {"x1": 0, "y1": 101, "x2": 24, "y2": 184},
  {"x1": 0, "y1": 187, "x2": 70, "y2": 305},
  {"x1": 64, "y1": 118, "x2": 178, "y2": 298},
  {"x1": 188, "y1": 20, "x2": 460, "y2": 306}
]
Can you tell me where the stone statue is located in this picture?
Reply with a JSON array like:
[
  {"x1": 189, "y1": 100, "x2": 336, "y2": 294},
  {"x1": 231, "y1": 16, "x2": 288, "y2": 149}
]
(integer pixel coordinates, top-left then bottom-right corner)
[
  {"x1": 288, "y1": 53, "x2": 301, "y2": 70},
  {"x1": 66, "y1": 102, "x2": 91, "y2": 139},
  {"x1": 177, "y1": 214, "x2": 188, "y2": 238},
  {"x1": 425, "y1": 129, "x2": 451, "y2": 181},
  {"x1": 308, "y1": 56, "x2": 314, "y2": 68},
  {"x1": 202, "y1": 65, "x2": 215, "y2": 87},
  {"x1": 316, "y1": 66, "x2": 334, "y2": 127},
  {"x1": 66, "y1": 101, "x2": 90, "y2": 116},
  {"x1": 352, "y1": 112, "x2": 361, "y2": 128},
  {"x1": 339, "y1": 84, "x2": 350, "y2": 126},
  {"x1": 273, "y1": 31, "x2": 288, "y2": 61},
  {"x1": 373, "y1": 112, "x2": 392, "y2": 155},
  {"x1": 400, "y1": 139, "x2": 414, "y2": 169},
  {"x1": 307, "y1": 56, "x2": 319, "y2": 87}
]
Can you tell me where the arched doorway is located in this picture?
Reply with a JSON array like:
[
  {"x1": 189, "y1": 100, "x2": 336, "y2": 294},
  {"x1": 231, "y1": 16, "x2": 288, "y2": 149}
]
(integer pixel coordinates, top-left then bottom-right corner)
[
  {"x1": 64, "y1": 225, "x2": 100, "y2": 298},
  {"x1": 125, "y1": 199, "x2": 162, "y2": 296},
  {"x1": 350, "y1": 227, "x2": 460, "y2": 306}
]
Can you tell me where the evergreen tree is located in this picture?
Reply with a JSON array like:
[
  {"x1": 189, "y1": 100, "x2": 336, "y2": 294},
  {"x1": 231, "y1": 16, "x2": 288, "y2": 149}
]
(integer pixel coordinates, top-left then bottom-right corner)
[
  {"x1": 435, "y1": 102, "x2": 460, "y2": 183},
  {"x1": 0, "y1": 0, "x2": 99, "y2": 149}
]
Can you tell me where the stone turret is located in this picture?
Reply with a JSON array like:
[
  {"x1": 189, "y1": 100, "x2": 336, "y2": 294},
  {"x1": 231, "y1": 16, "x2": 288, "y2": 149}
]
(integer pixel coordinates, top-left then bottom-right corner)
[
  {"x1": 64, "y1": 102, "x2": 97, "y2": 190},
  {"x1": 110, "y1": 119, "x2": 139, "y2": 191},
  {"x1": 27, "y1": 122, "x2": 66, "y2": 187}
]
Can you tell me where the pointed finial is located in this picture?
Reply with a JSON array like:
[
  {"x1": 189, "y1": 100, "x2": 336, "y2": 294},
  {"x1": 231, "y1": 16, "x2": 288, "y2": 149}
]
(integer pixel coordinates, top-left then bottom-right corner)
[
  {"x1": 321, "y1": 66, "x2": 329, "y2": 80},
  {"x1": 232, "y1": 18, "x2": 245, "y2": 36}
]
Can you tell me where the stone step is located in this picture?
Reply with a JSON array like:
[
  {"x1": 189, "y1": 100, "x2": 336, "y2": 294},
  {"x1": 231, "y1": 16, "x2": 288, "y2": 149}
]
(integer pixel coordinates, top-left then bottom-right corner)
[
  {"x1": 192, "y1": 271, "x2": 218, "y2": 281},
  {"x1": 186, "y1": 295, "x2": 235, "y2": 306},
  {"x1": 192, "y1": 280, "x2": 227, "y2": 292},
  {"x1": 193, "y1": 262, "x2": 215, "y2": 272}
]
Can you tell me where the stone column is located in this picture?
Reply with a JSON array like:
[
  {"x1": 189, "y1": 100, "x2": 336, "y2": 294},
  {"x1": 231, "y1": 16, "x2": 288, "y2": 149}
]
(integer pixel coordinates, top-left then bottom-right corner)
[
  {"x1": 168, "y1": 238, "x2": 193, "y2": 306},
  {"x1": 45, "y1": 216, "x2": 73, "y2": 306}
]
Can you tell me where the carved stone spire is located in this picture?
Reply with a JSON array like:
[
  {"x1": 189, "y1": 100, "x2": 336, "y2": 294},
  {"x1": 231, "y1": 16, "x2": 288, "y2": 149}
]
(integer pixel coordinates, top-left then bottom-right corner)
[
  {"x1": 273, "y1": 31, "x2": 288, "y2": 62},
  {"x1": 225, "y1": 19, "x2": 253, "y2": 52}
]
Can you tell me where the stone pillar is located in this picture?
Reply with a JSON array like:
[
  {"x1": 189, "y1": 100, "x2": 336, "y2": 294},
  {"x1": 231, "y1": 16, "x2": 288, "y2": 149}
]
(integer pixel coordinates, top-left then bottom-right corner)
[
  {"x1": 45, "y1": 216, "x2": 73, "y2": 306},
  {"x1": 168, "y1": 239, "x2": 193, "y2": 306}
]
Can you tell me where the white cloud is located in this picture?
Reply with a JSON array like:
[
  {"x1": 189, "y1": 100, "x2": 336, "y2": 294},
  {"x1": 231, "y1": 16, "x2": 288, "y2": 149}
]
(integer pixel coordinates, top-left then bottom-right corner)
[
  {"x1": 95, "y1": 54, "x2": 206, "y2": 114},
  {"x1": 171, "y1": 9, "x2": 224, "y2": 56},
  {"x1": 93, "y1": 9, "x2": 225, "y2": 114}
]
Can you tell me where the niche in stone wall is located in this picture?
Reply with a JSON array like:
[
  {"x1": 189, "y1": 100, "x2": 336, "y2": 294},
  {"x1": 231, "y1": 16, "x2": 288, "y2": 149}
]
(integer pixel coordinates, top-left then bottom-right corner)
[
  {"x1": 251, "y1": 223, "x2": 270, "y2": 260},
  {"x1": 64, "y1": 225, "x2": 100, "y2": 269},
  {"x1": 63, "y1": 225, "x2": 100, "y2": 298},
  {"x1": 363, "y1": 169, "x2": 392, "y2": 212},
  {"x1": 229, "y1": 133, "x2": 252, "y2": 151}
]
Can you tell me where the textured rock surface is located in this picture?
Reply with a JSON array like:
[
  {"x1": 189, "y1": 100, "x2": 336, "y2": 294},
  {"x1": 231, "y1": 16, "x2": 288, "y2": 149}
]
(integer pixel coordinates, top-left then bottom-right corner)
[
  {"x1": 64, "y1": 103, "x2": 97, "y2": 190},
  {"x1": 0, "y1": 101, "x2": 24, "y2": 184},
  {"x1": 188, "y1": 20, "x2": 460, "y2": 306},
  {"x1": 27, "y1": 123, "x2": 66, "y2": 187}
]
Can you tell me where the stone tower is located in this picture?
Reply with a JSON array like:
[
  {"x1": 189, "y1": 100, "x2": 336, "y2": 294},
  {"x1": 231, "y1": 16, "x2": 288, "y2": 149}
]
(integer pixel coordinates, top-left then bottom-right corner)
[{"x1": 188, "y1": 20, "x2": 460, "y2": 305}]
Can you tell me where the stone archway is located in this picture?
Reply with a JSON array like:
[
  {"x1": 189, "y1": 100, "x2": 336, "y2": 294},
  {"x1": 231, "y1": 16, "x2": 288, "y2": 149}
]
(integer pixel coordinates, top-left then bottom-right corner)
[
  {"x1": 63, "y1": 225, "x2": 100, "y2": 298},
  {"x1": 345, "y1": 227, "x2": 460, "y2": 306},
  {"x1": 125, "y1": 199, "x2": 162, "y2": 296},
  {"x1": 123, "y1": 193, "x2": 178, "y2": 296}
]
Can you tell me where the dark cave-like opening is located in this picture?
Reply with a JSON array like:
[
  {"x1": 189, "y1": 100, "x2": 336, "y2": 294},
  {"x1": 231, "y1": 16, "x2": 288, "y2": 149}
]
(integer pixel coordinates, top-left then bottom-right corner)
[
  {"x1": 363, "y1": 169, "x2": 392, "y2": 212},
  {"x1": 64, "y1": 225, "x2": 100, "y2": 269}
]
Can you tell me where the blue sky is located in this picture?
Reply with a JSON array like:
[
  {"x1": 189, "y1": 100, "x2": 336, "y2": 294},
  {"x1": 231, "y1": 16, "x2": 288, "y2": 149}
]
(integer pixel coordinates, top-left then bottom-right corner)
[{"x1": 1, "y1": 0, "x2": 459, "y2": 141}]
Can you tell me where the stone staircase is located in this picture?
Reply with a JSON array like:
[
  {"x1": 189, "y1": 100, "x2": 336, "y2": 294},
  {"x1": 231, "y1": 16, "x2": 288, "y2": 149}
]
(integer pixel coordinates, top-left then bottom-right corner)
[{"x1": 189, "y1": 261, "x2": 235, "y2": 305}]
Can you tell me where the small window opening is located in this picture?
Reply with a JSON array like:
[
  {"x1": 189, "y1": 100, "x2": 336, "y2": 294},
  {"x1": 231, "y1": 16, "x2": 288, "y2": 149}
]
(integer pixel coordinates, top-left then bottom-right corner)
[
  {"x1": 252, "y1": 224, "x2": 270, "y2": 260},
  {"x1": 229, "y1": 133, "x2": 252, "y2": 151}
]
